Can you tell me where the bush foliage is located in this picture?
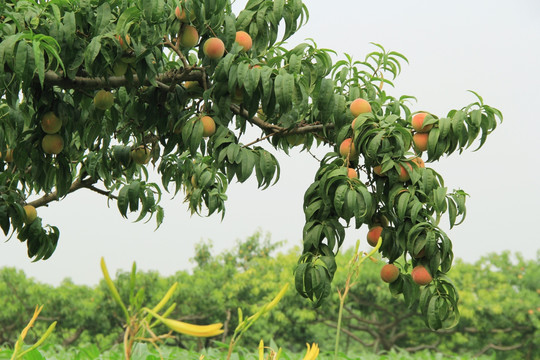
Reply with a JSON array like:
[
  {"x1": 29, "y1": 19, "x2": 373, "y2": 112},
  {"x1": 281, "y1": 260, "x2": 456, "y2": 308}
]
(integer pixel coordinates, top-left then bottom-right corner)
[{"x1": 0, "y1": 233, "x2": 537, "y2": 359}]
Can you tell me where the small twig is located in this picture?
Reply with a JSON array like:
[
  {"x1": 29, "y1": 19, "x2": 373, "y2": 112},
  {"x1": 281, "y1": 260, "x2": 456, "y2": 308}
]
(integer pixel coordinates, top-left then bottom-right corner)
[
  {"x1": 242, "y1": 132, "x2": 278, "y2": 148},
  {"x1": 87, "y1": 185, "x2": 118, "y2": 200}
]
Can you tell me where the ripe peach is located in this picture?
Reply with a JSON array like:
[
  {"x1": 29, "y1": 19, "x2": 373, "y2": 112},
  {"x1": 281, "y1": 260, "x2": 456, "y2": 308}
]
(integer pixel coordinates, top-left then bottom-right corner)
[
  {"x1": 179, "y1": 25, "x2": 199, "y2": 48},
  {"x1": 116, "y1": 34, "x2": 131, "y2": 50},
  {"x1": 410, "y1": 156, "x2": 425, "y2": 168},
  {"x1": 200, "y1": 116, "x2": 216, "y2": 137},
  {"x1": 411, "y1": 113, "x2": 433, "y2": 133},
  {"x1": 411, "y1": 265, "x2": 433, "y2": 285},
  {"x1": 381, "y1": 264, "x2": 399, "y2": 283},
  {"x1": 184, "y1": 81, "x2": 199, "y2": 90},
  {"x1": 367, "y1": 225, "x2": 383, "y2": 247},
  {"x1": 23, "y1": 205, "x2": 37, "y2": 224},
  {"x1": 373, "y1": 165, "x2": 385, "y2": 176},
  {"x1": 350, "y1": 98, "x2": 371, "y2": 117},
  {"x1": 413, "y1": 133, "x2": 429, "y2": 152},
  {"x1": 347, "y1": 168, "x2": 358, "y2": 179},
  {"x1": 41, "y1": 134, "x2": 64, "y2": 154},
  {"x1": 175, "y1": 6, "x2": 187, "y2": 22},
  {"x1": 339, "y1": 138, "x2": 358, "y2": 158},
  {"x1": 203, "y1": 37, "x2": 225, "y2": 59},
  {"x1": 41, "y1": 111, "x2": 62, "y2": 134},
  {"x1": 175, "y1": 2, "x2": 194, "y2": 23},
  {"x1": 398, "y1": 163, "x2": 412, "y2": 182},
  {"x1": 235, "y1": 31, "x2": 252, "y2": 52}
]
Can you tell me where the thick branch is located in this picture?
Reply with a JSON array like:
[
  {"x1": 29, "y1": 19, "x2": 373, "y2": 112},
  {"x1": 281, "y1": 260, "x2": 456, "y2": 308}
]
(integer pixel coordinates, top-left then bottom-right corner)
[{"x1": 42, "y1": 70, "x2": 203, "y2": 90}]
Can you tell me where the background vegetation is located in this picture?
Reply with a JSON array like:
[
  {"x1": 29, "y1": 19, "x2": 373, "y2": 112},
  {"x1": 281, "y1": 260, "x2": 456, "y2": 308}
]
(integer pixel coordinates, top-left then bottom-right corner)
[{"x1": 0, "y1": 232, "x2": 537, "y2": 359}]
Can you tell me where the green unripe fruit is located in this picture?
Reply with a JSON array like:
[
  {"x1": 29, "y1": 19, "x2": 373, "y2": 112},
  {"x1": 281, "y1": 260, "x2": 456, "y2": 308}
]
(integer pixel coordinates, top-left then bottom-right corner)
[{"x1": 94, "y1": 90, "x2": 114, "y2": 110}]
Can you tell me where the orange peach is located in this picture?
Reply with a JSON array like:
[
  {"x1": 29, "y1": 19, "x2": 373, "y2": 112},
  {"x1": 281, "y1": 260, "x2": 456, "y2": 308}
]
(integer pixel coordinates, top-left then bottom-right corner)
[
  {"x1": 235, "y1": 31, "x2": 252, "y2": 52},
  {"x1": 350, "y1": 98, "x2": 371, "y2": 117},
  {"x1": 413, "y1": 132, "x2": 429, "y2": 152},
  {"x1": 411, "y1": 265, "x2": 433, "y2": 285},
  {"x1": 411, "y1": 113, "x2": 433, "y2": 133},
  {"x1": 203, "y1": 37, "x2": 225, "y2": 59},
  {"x1": 200, "y1": 116, "x2": 216, "y2": 137},
  {"x1": 339, "y1": 138, "x2": 358, "y2": 158},
  {"x1": 381, "y1": 264, "x2": 399, "y2": 283},
  {"x1": 367, "y1": 226, "x2": 383, "y2": 247},
  {"x1": 398, "y1": 163, "x2": 412, "y2": 182}
]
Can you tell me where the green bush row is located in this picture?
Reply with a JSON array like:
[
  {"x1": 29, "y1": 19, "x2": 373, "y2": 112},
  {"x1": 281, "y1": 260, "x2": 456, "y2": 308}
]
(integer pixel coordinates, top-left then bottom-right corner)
[{"x1": 0, "y1": 232, "x2": 538, "y2": 359}]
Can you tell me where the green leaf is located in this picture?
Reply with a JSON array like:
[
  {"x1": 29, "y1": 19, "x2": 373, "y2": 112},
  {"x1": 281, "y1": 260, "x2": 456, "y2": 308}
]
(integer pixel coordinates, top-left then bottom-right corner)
[
  {"x1": 14, "y1": 42, "x2": 28, "y2": 80},
  {"x1": 396, "y1": 191, "x2": 410, "y2": 221},
  {"x1": 32, "y1": 39, "x2": 45, "y2": 87},
  {"x1": 0, "y1": 205, "x2": 10, "y2": 236},
  {"x1": 128, "y1": 181, "x2": 141, "y2": 212},
  {"x1": 117, "y1": 186, "x2": 129, "y2": 218},
  {"x1": 274, "y1": 71, "x2": 294, "y2": 111},
  {"x1": 94, "y1": 3, "x2": 112, "y2": 36},
  {"x1": 84, "y1": 36, "x2": 102, "y2": 73},
  {"x1": 427, "y1": 295, "x2": 443, "y2": 330},
  {"x1": 333, "y1": 184, "x2": 347, "y2": 218},
  {"x1": 273, "y1": 0, "x2": 285, "y2": 23}
]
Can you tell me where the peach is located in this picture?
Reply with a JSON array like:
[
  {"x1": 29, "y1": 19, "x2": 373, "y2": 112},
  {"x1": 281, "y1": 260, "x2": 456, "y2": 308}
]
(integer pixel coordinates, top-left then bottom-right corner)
[
  {"x1": 410, "y1": 156, "x2": 425, "y2": 168},
  {"x1": 179, "y1": 25, "x2": 199, "y2": 48},
  {"x1": 203, "y1": 37, "x2": 225, "y2": 59},
  {"x1": 413, "y1": 132, "x2": 429, "y2": 152},
  {"x1": 380, "y1": 264, "x2": 399, "y2": 283},
  {"x1": 41, "y1": 111, "x2": 62, "y2": 134},
  {"x1": 367, "y1": 226, "x2": 383, "y2": 246},
  {"x1": 131, "y1": 146, "x2": 151, "y2": 165},
  {"x1": 347, "y1": 168, "x2": 358, "y2": 179},
  {"x1": 339, "y1": 138, "x2": 358, "y2": 158},
  {"x1": 41, "y1": 134, "x2": 64, "y2": 154},
  {"x1": 200, "y1": 116, "x2": 216, "y2": 137},
  {"x1": 23, "y1": 205, "x2": 37, "y2": 224},
  {"x1": 411, "y1": 265, "x2": 433, "y2": 285},
  {"x1": 411, "y1": 113, "x2": 433, "y2": 133},
  {"x1": 94, "y1": 90, "x2": 114, "y2": 110},
  {"x1": 350, "y1": 98, "x2": 371, "y2": 117},
  {"x1": 235, "y1": 31, "x2": 252, "y2": 52},
  {"x1": 373, "y1": 165, "x2": 385, "y2": 176},
  {"x1": 398, "y1": 163, "x2": 412, "y2": 182}
]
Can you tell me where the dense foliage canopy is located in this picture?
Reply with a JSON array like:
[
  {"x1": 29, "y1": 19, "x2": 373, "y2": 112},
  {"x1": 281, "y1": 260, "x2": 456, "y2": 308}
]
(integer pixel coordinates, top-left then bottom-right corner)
[{"x1": 0, "y1": 0, "x2": 502, "y2": 329}]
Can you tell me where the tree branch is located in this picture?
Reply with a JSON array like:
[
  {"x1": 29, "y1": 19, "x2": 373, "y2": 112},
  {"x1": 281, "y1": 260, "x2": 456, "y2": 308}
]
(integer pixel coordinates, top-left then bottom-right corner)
[
  {"x1": 230, "y1": 104, "x2": 336, "y2": 142},
  {"x1": 474, "y1": 341, "x2": 526, "y2": 357},
  {"x1": 27, "y1": 177, "x2": 116, "y2": 208},
  {"x1": 323, "y1": 320, "x2": 375, "y2": 347},
  {"x1": 42, "y1": 70, "x2": 203, "y2": 90},
  {"x1": 404, "y1": 339, "x2": 442, "y2": 353}
]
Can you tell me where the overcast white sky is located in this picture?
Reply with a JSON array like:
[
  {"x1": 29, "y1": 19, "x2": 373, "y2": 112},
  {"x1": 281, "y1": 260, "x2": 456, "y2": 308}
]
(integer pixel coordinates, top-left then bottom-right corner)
[{"x1": 2, "y1": 0, "x2": 539, "y2": 286}]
